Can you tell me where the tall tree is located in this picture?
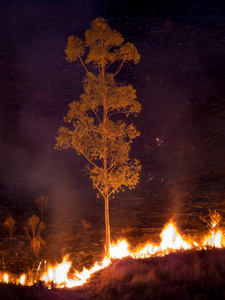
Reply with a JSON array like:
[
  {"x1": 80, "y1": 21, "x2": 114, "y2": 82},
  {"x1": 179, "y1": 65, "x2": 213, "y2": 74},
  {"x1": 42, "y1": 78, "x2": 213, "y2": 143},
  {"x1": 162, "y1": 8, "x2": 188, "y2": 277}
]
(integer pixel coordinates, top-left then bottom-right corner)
[{"x1": 55, "y1": 18, "x2": 141, "y2": 257}]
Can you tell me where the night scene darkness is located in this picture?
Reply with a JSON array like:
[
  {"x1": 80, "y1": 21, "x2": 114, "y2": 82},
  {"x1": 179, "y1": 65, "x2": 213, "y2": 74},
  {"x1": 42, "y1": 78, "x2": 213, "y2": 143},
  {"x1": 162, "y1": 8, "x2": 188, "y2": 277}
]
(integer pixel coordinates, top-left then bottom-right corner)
[{"x1": 1, "y1": 0, "x2": 225, "y2": 298}]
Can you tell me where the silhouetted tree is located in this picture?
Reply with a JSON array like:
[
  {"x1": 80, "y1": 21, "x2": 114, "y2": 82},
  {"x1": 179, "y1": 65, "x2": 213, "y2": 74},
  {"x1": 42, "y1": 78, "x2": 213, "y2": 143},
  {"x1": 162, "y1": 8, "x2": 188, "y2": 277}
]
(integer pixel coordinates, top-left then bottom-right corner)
[
  {"x1": 35, "y1": 196, "x2": 48, "y2": 222},
  {"x1": 55, "y1": 18, "x2": 141, "y2": 257},
  {"x1": 200, "y1": 209, "x2": 222, "y2": 234},
  {"x1": 25, "y1": 215, "x2": 45, "y2": 259},
  {"x1": 4, "y1": 216, "x2": 16, "y2": 248}
]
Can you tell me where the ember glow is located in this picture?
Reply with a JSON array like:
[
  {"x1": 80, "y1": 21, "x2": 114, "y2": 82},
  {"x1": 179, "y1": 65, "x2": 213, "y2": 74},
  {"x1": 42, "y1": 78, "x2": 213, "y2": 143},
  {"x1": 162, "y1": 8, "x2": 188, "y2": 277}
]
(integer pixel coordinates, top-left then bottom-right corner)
[{"x1": 1, "y1": 222, "x2": 224, "y2": 288}]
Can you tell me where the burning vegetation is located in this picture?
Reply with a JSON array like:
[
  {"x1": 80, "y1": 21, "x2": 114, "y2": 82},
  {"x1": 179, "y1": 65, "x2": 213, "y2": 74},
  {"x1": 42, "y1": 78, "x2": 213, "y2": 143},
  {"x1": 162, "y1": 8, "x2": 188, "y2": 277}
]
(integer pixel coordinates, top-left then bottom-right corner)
[{"x1": 1, "y1": 216, "x2": 225, "y2": 291}]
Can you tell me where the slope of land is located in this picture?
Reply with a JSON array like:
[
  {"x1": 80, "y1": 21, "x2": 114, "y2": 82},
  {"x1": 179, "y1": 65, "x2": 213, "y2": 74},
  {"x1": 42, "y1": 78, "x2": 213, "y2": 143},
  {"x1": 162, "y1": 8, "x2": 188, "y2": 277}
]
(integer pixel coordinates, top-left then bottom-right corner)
[{"x1": 1, "y1": 248, "x2": 225, "y2": 300}]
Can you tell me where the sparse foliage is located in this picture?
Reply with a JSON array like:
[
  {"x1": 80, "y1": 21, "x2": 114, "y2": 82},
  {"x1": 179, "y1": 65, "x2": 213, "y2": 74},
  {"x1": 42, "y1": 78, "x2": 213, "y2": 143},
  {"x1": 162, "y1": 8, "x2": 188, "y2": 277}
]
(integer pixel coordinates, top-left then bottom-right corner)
[
  {"x1": 200, "y1": 209, "x2": 222, "y2": 233},
  {"x1": 35, "y1": 196, "x2": 48, "y2": 222},
  {"x1": 24, "y1": 215, "x2": 45, "y2": 259},
  {"x1": 4, "y1": 216, "x2": 16, "y2": 248},
  {"x1": 56, "y1": 18, "x2": 141, "y2": 256}
]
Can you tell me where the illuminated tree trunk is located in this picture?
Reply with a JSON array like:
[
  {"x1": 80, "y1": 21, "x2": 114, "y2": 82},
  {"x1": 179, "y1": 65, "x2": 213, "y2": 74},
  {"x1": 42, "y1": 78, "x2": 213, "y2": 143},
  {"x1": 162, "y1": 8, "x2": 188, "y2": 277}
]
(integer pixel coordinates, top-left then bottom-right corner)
[
  {"x1": 103, "y1": 87, "x2": 110, "y2": 257},
  {"x1": 103, "y1": 152, "x2": 111, "y2": 257},
  {"x1": 105, "y1": 194, "x2": 110, "y2": 257}
]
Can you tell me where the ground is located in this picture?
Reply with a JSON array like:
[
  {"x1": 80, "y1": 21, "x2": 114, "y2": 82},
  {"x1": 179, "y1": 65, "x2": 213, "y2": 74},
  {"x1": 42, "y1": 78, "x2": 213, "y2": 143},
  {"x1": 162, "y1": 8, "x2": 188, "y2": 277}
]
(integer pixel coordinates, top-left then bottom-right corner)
[{"x1": 1, "y1": 248, "x2": 225, "y2": 299}]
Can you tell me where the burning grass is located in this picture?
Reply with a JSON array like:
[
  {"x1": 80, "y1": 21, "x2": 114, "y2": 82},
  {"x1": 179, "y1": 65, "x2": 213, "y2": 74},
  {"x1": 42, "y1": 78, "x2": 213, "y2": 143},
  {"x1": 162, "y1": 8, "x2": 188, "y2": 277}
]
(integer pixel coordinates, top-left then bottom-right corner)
[
  {"x1": 1, "y1": 248, "x2": 225, "y2": 299},
  {"x1": 1, "y1": 222, "x2": 225, "y2": 292},
  {"x1": 90, "y1": 248, "x2": 225, "y2": 300},
  {"x1": 26, "y1": 222, "x2": 221, "y2": 289}
]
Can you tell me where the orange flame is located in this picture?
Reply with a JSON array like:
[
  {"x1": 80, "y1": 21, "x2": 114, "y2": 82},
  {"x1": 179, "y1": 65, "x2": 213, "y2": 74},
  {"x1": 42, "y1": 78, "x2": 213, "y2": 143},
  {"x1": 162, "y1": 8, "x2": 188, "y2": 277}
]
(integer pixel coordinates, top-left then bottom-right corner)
[
  {"x1": 160, "y1": 223, "x2": 191, "y2": 251},
  {"x1": 41, "y1": 222, "x2": 193, "y2": 287},
  {"x1": 3, "y1": 222, "x2": 224, "y2": 289},
  {"x1": 132, "y1": 222, "x2": 191, "y2": 258},
  {"x1": 41, "y1": 256, "x2": 111, "y2": 288},
  {"x1": 203, "y1": 230, "x2": 222, "y2": 248}
]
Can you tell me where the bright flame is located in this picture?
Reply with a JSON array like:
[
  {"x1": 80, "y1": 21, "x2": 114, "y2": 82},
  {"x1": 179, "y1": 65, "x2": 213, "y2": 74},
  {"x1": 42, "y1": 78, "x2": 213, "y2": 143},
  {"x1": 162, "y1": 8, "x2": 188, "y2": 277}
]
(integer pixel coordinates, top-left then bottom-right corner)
[
  {"x1": 3, "y1": 273, "x2": 9, "y2": 283},
  {"x1": 40, "y1": 222, "x2": 222, "y2": 288},
  {"x1": 42, "y1": 256, "x2": 73, "y2": 288},
  {"x1": 3, "y1": 222, "x2": 224, "y2": 289},
  {"x1": 40, "y1": 222, "x2": 193, "y2": 288},
  {"x1": 132, "y1": 222, "x2": 191, "y2": 258},
  {"x1": 109, "y1": 240, "x2": 130, "y2": 259},
  {"x1": 160, "y1": 223, "x2": 191, "y2": 251},
  {"x1": 203, "y1": 230, "x2": 222, "y2": 248},
  {"x1": 19, "y1": 274, "x2": 26, "y2": 285},
  {"x1": 132, "y1": 243, "x2": 159, "y2": 258},
  {"x1": 41, "y1": 256, "x2": 111, "y2": 288},
  {"x1": 53, "y1": 257, "x2": 71, "y2": 285},
  {"x1": 41, "y1": 239, "x2": 132, "y2": 288}
]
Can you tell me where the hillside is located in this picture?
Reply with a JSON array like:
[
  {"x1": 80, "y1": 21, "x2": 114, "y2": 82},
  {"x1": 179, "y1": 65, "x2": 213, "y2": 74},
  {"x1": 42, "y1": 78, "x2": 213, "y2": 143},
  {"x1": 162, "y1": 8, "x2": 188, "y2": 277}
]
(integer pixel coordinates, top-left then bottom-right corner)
[{"x1": 1, "y1": 248, "x2": 225, "y2": 299}]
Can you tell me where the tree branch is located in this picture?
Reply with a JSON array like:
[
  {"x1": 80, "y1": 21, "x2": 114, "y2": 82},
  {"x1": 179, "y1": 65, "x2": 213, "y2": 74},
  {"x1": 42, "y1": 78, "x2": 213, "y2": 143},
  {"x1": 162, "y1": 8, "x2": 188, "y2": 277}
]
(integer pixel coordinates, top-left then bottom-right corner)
[
  {"x1": 91, "y1": 108, "x2": 101, "y2": 124},
  {"x1": 113, "y1": 60, "x2": 125, "y2": 77},
  {"x1": 105, "y1": 56, "x2": 119, "y2": 71},
  {"x1": 73, "y1": 146, "x2": 102, "y2": 172},
  {"x1": 108, "y1": 181, "x2": 124, "y2": 198},
  {"x1": 78, "y1": 54, "x2": 89, "y2": 73},
  {"x1": 84, "y1": 127, "x2": 104, "y2": 159},
  {"x1": 108, "y1": 109, "x2": 130, "y2": 117},
  {"x1": 93, "y1": 182, "x2": 105, "y2": 198}
]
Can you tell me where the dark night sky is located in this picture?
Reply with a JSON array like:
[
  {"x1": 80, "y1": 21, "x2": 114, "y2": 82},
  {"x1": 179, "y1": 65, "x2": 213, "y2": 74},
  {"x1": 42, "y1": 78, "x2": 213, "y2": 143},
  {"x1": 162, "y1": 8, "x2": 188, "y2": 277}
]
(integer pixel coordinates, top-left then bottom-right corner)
[{"x1": 1, "y1": 0, "x2": 225, "y2": 227}]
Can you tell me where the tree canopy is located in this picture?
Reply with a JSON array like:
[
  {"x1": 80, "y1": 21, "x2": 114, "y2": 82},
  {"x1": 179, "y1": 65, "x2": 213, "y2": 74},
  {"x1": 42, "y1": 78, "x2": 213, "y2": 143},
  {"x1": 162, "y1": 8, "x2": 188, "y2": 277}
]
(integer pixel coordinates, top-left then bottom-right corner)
[{"x1": 56, "y1": 18, "x2": 141, "y2": 256}]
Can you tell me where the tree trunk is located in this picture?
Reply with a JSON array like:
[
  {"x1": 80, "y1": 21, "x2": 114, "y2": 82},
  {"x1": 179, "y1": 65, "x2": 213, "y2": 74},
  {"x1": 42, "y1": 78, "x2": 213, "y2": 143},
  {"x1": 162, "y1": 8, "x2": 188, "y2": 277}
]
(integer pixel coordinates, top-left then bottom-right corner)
[
  {"x1": 105, "y1": 194, "x2": 110, "y2": 258},
  {"x1": 102, "y1": 83, "x2": 110, "y2": 257}
]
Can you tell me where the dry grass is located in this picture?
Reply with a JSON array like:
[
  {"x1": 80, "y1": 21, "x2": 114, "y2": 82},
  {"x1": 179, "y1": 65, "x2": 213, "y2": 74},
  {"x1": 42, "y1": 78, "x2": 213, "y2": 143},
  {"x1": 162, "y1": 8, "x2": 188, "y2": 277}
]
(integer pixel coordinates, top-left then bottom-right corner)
[
  {"x1": 91, "y1": 248, "x2": 225, "y2": 300},
  {"x1": 2, "y1": 248, "x2": 225, "y2": 299}
]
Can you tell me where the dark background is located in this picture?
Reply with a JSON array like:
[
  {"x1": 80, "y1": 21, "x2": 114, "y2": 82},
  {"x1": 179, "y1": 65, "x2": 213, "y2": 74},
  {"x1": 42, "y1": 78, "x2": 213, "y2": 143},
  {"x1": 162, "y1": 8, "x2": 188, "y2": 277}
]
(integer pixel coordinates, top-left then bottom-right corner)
[{"x1": 1, "y1": 0, "x2": 225, "y2": 235}]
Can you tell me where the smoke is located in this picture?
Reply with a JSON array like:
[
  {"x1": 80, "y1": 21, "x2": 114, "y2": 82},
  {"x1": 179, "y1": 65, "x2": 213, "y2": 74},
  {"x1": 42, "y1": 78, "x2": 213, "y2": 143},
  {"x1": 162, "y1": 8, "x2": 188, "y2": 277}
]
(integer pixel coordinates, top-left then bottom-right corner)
[{"x1": 0, "y1": 1, "x2": 99, "y2": 224}]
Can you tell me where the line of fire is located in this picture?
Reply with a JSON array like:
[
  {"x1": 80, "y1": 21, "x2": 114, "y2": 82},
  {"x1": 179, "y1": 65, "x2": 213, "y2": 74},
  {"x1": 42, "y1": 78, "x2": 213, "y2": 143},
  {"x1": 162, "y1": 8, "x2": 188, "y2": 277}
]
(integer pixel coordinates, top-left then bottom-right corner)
[{"x1": 0, "y1": 220, "x2": 224, "y2": 288}]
